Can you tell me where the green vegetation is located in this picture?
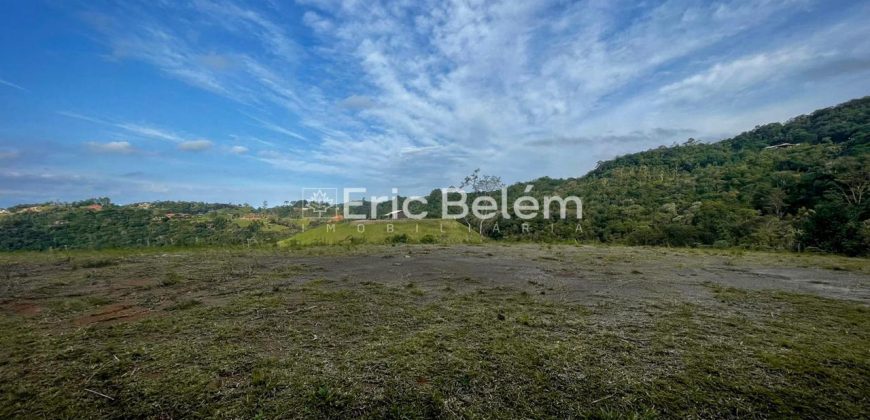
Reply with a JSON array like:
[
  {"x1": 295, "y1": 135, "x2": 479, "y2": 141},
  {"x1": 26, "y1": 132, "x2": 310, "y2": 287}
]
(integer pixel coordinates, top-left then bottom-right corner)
[
  {"x1": 0, "y1": 199, "x2": 305, "y2": 251},
  {"x1": 279, "y1": 219, "x2": 483, "y2": 246},
  {"x1": 379, "y1": 96, "x2": 866, "y2": 255},
  {"x1": 495, "y1": 97, "x2": 869, "y2": 255},
  {"x1": 1, "y1": 97, "x2": 867, "y2": 254},
  {"x1": 0, "y1": 246, "x2": 866, "y2": 418}
]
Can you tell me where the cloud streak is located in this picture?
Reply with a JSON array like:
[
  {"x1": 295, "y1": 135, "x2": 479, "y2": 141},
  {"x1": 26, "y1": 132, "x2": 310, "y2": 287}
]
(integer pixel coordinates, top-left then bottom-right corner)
[
  {"x1": 178, "y1": 139, "x2": 214, "y2": 151},
  {"x1": 86, "y1": 141, "x2": 137, "y2": 154},
  {"x1": 0, "y1": 78, "x2": 27, "y2": 92},
  {"x1": 59, "y1": 111, "x2": 204, "y2": 145}
]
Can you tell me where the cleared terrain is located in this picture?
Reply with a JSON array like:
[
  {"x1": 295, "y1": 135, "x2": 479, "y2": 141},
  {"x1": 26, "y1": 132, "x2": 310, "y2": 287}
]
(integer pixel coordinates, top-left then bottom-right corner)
[
  {"x1": 279, "y1": 219, "x2": 483, "y2": 246},
  {"x1": 0, "y1": 244, "x2": 868, "y2": 418}
]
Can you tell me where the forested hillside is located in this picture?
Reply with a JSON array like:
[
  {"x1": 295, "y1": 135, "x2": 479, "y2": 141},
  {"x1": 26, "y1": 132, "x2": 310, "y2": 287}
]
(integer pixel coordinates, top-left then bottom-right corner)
[
  {"x1": 0, "y1": 199, "x2": 302, "y2": 251},
  {"x1": 493, "y1": 97, "x2": 868, "y2": 255}
]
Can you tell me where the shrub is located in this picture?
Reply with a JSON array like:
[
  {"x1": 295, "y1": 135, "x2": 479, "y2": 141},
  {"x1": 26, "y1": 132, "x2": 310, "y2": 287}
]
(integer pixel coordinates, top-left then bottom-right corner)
[
  {"x1": 77, "y1": 259, "x2": 116, "y2": 269},
  {"x1": 387, "y1": 234, "x2": 409, "y2": 244}
]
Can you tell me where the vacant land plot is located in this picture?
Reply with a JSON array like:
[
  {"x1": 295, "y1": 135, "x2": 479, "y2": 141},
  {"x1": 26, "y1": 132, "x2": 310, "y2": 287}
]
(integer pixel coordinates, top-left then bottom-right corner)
[
  {"x1": 280, "y1": 219, "x2": 483, "y2": 246},
  {"x1": 0, "y1": 245, "x2": 867, "y2": 418}
]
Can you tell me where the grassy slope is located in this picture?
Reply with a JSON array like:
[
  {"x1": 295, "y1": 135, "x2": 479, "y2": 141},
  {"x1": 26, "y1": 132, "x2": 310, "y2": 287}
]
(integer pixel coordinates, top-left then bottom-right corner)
[
  {"x1": 279, "y1": 219, "x2": 483, "y2": 246},
  {"x1": 233, "y1": 218, "x2": 295, "y2": 233}
]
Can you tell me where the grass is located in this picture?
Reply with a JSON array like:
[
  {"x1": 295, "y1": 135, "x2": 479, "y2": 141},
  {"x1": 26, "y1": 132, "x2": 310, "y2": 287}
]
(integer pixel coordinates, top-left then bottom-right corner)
[
  {"x1": 233, "y1": 218, "x2": 295, "y2": 233},
  {"x1": 0, "y1": 246, "x2": 867, "y2": 418},
  {"x1": 278, "y1": 219, "x2": 483, "y2": 246}
]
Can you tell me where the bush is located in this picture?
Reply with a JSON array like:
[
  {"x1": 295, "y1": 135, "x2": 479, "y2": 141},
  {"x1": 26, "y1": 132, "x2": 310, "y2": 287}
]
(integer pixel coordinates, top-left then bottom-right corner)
[
  {"x1": 76, "y1": 258, "x2": 117, "y2": 269},
  {"x1": 387, "y1": 234, "x2": 409, "y2": 244},
  {"x1": 161, "y1": 272, "x2": 183, "y2": 286},
  {"x1": 419, "y1": 234, "x2": 437, "y2": 244}
]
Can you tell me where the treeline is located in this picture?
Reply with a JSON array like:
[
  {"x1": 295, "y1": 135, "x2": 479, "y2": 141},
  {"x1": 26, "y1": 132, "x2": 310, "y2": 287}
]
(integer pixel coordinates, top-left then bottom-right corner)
[
  {"x1": 0, "y1": 201, "x2": 298, "y2": 251},
  {"x1": 440, "y1": 97, "x2": 868, "y2": 255}
]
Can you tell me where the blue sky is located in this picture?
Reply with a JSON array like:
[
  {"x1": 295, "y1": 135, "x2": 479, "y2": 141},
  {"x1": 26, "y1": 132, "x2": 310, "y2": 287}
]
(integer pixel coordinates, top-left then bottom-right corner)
[{"x1": 0, "y1": 0, "x2": 868, "y2": 207}]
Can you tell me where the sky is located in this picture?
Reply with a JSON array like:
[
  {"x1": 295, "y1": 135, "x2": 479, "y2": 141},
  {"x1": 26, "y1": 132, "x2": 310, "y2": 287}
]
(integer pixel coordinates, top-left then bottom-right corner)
[{"x1": 0, "y1": 0, "x2": 869, "y2": 207}]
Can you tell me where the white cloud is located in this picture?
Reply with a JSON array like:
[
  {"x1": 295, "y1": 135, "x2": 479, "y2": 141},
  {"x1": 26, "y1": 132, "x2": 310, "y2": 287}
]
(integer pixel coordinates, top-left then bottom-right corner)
[
  {"x1": 277, "y1": 0, "x2": 836, "y2": 184},
  {"x1": 255, "y1": 150, "x2": 341, "y2": 174},
  {"x1": 178, "y1": 139, "x2": 214, "y2": 151},
  {"x1": 77, "y1": 0, "x2": 870, "y2": 191},
  {"x1": 0, "y1": 78, "x2": 27, "y2": 92},
  {"x1": 658, "y1": 48, "x2": 815, "y2": 102},
  {"x1": 196, "y1": 52, "x2": 235, "y2": 71},
  {"x1": 229, "y1": 145, "x2": 249, "y2": 154},
  {"x1": 248, "y1": 115, "x2": 308, "y2": 141},
  {"x1": 116, "y1": 123, "x2": 186, "y2": 142},
  {"x1": 303, "y1": 11, "x2": 333, "y2": 33},
  {"x1": 58, "y1": 111, "x2": 192, "y2": 144},
  {"x1": 191, "y1": 0, "x2": 300, "y2": 62},
  {"x1": 86, "y1": 141, "x2": 136, "y2": 154},
  {"x1": 57, "y1": 110, "x2": 109, "y2": 125},
  {"x1": 339, "y1": 94, "x2": 375, "y2": 110}
]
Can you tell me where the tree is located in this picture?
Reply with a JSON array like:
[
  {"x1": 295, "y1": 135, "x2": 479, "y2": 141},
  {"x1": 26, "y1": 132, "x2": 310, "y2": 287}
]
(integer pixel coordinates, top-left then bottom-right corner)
[
  {"x1": 831, "y1": 157, "x2": 869, "y2": 205},
  {"x1": 457, "y1": 169, "x2": 505, "y2": 235},
  {"x1": 768, "y1": 188, "x2": 787, "y2": 218},
  {"x1": 459, "y1": 168, "x2": 505, "y2": 193}
]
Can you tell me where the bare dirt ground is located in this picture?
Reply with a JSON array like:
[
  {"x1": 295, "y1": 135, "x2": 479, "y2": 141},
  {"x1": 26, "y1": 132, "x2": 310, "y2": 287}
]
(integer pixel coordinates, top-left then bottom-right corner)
[
  {"x1": 287, "y1": 244, "x2": 870, "y2": 340},
  {"x1": 0, "y1": 244, "x2": 867, "y2": 418},
  {"x1": 0, "y1": 244, "x2": 867, "y2": 326},
  {"x1": 312, "y1": 244, "x2": 870, "y2": 304}
]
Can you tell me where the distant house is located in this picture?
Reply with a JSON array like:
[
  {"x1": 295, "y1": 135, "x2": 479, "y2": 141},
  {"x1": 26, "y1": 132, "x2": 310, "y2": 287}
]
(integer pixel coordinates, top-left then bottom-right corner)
[
  {"x1": 136, "y1": 202, "x2": 152, "y2": 209},
  {"x1": 765, "y1": 143, "x2": 800, "y2": 150},
  {"x1": 85, "y1": 204, "x2": 103, "y2": 211},
  {"x1": 382, "y1": 210, "x2": 408, "y2": 220},
  {"x1": 0, "y1": 209, "x2": 8, "y2": 214}
]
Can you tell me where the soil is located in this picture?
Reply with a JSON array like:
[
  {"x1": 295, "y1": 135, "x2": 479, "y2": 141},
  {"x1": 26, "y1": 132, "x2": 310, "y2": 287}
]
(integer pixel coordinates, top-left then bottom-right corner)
[{"x1": 1, "y1": 244, "x2": 867, "y2": 324}]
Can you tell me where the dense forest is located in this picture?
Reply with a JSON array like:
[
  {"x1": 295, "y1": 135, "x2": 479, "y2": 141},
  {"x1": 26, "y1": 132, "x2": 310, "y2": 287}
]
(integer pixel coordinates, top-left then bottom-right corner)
[
  {"x1": 1, "y1": 97, "x2": 867, "y2": 254},
  {"x1": 463, "y1": 96, "x2": 869, "y2": 255}
]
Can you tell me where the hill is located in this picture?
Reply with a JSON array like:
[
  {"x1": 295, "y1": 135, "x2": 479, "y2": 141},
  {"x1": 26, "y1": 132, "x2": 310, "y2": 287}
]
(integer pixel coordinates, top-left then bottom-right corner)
[
  {"x1": 0, "y1": 199, "x2": 303, "y2": 251},
  {"x1": 481, "y1": 97, "x2": 868, "y2": 255}
]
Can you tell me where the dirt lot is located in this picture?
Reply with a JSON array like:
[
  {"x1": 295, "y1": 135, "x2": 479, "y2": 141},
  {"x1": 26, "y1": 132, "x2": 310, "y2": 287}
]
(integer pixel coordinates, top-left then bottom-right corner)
[
  {"x1": 0, "y1": 244, "x2": 868, "y2": 418},
  {"x1": 316, "y1": 244, "x2": 870, "y2": 303}
]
